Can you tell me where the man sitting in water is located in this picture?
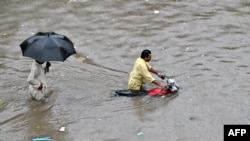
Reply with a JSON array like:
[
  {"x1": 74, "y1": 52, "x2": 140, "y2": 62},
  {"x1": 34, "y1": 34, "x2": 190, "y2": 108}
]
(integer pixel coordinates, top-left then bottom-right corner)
[{"x1": 128, "y1": 49, "x2": 166, "y2": 91}]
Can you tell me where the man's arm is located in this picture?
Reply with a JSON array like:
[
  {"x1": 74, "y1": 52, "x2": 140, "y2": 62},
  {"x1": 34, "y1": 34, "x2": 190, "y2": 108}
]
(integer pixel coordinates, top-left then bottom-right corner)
[
  {"x1": 141, "y1": 65, "x2": 166, "y2": 89},
  {"x1": 152, "y1": 80, "x2": 166, "y2": 89},
  {"x1": 149, "y1": 67, "x2": 165, "y2": 79}
]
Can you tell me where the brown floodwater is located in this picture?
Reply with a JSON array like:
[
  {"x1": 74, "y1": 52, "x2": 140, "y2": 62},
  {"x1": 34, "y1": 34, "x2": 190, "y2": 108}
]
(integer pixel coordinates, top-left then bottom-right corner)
[{"x1": 0, "y1": 0, "x2": 249, "y2": 141}]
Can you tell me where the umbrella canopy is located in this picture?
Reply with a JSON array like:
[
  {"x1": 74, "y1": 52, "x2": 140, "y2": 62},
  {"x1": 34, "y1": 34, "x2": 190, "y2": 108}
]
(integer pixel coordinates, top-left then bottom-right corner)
[{"x1": 20, "y1": 32, "x2": 76, "y2": 62}]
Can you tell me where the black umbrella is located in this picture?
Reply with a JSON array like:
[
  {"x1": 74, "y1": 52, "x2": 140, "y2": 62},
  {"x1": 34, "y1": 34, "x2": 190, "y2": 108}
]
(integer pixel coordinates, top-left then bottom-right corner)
[{"x1": 20, "y1": 32, "x2": 76, "y2": 62}]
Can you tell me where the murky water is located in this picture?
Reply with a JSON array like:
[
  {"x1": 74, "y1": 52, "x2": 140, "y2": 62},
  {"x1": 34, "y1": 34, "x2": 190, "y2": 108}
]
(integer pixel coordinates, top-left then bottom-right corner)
[{"x1": 0, "y1": 0, "x2": 250, "y2": 141}]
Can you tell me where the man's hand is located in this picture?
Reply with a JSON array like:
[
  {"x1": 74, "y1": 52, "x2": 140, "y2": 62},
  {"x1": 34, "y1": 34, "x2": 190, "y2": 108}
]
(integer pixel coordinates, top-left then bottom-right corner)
[
  {"x1": 153, "y1": 80, "x2": 166, "y2": 89},
  {"x1": 38, "y1": 83, "x2": 43, "y2": 90},
  {"x1": 159, "y1": 83, "x2": 167, "y2": 89},
  {"x1": 46, "y1": 62, "x2": 51, "y2": 67},
  {"x1": 45, "y1": 62, "x2": 51, "y2": 73},
  {"x1": 157, "y1": 73, "x2": 166, "y2": 79}
]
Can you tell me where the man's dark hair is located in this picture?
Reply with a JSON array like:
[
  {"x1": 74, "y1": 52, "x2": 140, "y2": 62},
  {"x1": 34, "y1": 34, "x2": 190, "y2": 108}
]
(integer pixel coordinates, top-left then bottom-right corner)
[{"x1": 141, "y1": 49, "x2": 151, "y2": 58}]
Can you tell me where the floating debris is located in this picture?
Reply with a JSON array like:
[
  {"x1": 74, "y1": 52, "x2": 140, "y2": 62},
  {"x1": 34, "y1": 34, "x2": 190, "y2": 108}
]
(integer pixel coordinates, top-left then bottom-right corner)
[
  {"x1": 67, "y1": 0, "x2": 76, "y2": 3},
  {"x1": 32, "y1": 136, "x2": 52, "y2": 141},
  {"x1": 154, "y1": 10, "x2": 159, "y2": 14},
  {"x1": 2, "y1": 33, "x2": 8, "y2": 36},
  {"x1": 76, "y1": 56, "x2": 86, "y2": 62},
  {"x1": 59, "y1": 127, "x2": 66, "y2": 132},
  {"x1": 137, "y1": 131, "x2": 143, "y2": 136},
  {"x1": 1, "y1": 33, "x2": 9, "y2": 37}
]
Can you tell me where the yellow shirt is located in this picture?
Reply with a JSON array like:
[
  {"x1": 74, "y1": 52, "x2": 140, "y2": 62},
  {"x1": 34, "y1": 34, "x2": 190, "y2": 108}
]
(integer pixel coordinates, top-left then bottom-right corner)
[{"x1": 128, "y1": 57, "x2": 155, "y2": 90}]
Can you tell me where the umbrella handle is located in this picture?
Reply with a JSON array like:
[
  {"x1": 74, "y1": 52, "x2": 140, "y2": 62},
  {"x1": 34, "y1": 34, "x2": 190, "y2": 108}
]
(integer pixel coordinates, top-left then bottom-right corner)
[
  {"x1": 46, "y1": 62, "x2": 51, "y2": 67},
  {"x1": 45, "y1": 62, "x2": 51, "y2": 73}
]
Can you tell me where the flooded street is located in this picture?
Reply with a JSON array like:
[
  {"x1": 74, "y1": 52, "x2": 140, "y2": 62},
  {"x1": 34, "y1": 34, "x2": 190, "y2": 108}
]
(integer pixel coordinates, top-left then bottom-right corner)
[{"x1": 0, "y1": 0, "x2": 250, "y2": 141}]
